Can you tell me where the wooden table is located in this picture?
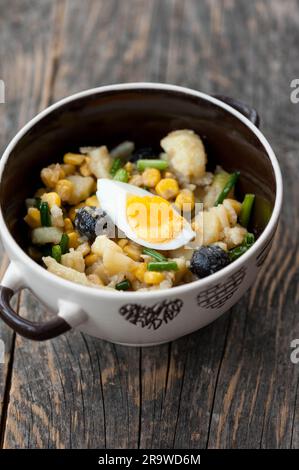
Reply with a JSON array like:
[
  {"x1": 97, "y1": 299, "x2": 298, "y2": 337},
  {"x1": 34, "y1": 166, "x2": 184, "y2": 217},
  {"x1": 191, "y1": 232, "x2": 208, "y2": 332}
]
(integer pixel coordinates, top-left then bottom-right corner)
[{"x1": 0, "y1": 0, "x2": 298, "y2": 449}]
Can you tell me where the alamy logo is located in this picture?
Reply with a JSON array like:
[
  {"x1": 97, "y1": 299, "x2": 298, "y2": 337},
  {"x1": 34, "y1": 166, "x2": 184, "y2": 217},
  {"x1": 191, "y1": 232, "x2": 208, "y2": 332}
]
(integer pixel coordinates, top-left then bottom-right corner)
[
  {"x1": 290, "y1": 339, "x2": 299, "y2": 364},
  {"x1": 0, "y1": 80, "x2": 5, "y2": 103}
]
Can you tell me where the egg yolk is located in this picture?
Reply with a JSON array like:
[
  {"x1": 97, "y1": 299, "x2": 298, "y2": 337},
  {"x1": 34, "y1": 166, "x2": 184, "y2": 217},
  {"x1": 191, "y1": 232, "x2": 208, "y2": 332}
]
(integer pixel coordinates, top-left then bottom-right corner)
[{"x1": 126, "y1": 195, "x2": 184, "y2": 243}]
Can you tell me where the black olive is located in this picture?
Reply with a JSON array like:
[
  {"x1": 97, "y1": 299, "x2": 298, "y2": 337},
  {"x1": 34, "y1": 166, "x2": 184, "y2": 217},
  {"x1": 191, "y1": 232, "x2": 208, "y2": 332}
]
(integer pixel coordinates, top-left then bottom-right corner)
[
  {"x1": 74, "y1": 206, "x2": 112, "y2": 242},
  {"x1": 190, "y1": 246, "x2": 230, "y2": 278},
  {"x1": 129, "y1": 147, "x2": 157, "y2": 162}
]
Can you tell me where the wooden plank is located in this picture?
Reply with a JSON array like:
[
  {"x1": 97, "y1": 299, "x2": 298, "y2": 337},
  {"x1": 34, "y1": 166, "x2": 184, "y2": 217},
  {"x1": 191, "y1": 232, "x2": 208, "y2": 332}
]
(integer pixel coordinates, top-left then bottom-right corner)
[
  {"x1": 207, "y1": 143, "x2": 299, "y2": 447},
  {"x1": 0, "y1": 0, "x2": 298, "y2": 449},
  {"x1": 0, "y1": 246, "x2": 14, "y2": 446},
  {"x1": 0, "y1": 0, "x2": 58, "y2": 443},
  {"x1": 0, "y1": 0, "x2": 65, "y2": 446},
  {"x1": 2, "y1": 0, "x2": 163, "y2": 449}
]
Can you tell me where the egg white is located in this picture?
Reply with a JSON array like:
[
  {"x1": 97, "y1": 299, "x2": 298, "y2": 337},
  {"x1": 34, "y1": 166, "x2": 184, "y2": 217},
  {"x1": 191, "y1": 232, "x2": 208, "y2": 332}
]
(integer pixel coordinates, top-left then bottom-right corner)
[{"x1": 97, "y1": 179, "x2": 195, "y2": 250}]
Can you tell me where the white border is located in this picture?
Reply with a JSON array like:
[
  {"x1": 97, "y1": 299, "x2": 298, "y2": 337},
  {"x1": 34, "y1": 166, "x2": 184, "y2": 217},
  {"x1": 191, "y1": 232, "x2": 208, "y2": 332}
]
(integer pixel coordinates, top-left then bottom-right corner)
[{"x1": 0, "y1": 83, "x2": 283, "y2": 299}]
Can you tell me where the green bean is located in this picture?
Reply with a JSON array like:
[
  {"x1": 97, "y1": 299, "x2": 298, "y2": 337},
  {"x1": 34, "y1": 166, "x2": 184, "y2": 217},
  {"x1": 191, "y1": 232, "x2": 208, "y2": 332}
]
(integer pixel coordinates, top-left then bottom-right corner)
[
  {"x1": 137, "y1": 159, "x2": 169, "y2": 171},
  {"x1": 214, "y1": 171, "x2": 240, "y2": 206},
  {"x1": 239, "y1": 194, "x2": 255, "y2": 227},
  {"x1": 115, "y1": 279, "x2": 131, "y2": 291},
  {"x1": 40, "y1": 201, "x2": 51, "y2": 226},
  {"x1": 60, "y1": 233, "x2": 69, "y2": 254},
  {"x1": 147, "y1": 261, "x2": 178, "y2": 271},
  {"x1": 142, "y1": 248, "x2": 167, "y2": 262},
  {"x1": 51, "y1": 245, "x2": 61, "y2": 263}
]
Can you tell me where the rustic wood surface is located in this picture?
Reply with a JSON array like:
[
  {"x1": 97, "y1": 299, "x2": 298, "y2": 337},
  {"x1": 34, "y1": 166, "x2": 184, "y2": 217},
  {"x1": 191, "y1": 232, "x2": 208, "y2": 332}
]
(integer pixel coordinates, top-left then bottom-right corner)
[{"x1": 0, "y1": 0, "x2": 298, "y2": 449}]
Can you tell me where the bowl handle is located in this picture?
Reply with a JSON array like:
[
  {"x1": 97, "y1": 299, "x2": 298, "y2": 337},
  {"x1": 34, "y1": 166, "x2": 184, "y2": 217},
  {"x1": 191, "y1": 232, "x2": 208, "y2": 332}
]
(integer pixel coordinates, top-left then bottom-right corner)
[
  {"x1": 0, "y1": 263, "x2": 86, "y2": 341},
  {"x1": 213, "y1": 94, "x2": 260, "y2": 128}
]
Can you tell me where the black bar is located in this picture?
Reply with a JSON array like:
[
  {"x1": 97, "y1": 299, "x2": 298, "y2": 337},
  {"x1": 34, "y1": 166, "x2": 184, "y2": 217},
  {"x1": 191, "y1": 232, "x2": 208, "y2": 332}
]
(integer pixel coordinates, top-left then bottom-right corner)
[{"x1": 0, "y1": 449, "x2": 298, "y2": 467}]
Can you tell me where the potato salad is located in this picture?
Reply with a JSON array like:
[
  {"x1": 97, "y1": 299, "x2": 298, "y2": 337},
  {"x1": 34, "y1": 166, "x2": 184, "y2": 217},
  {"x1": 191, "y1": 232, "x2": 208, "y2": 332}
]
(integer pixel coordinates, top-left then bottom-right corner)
[{"x1": 24, "y1": 129, "x2": 256, "y2": 291}]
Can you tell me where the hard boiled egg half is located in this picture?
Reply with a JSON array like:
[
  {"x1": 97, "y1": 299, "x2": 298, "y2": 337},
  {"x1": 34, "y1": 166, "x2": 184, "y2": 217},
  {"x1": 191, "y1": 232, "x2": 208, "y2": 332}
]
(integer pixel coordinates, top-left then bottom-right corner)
[{"x1": 97, "y1": 179, "x2": 195, "y2": 251}]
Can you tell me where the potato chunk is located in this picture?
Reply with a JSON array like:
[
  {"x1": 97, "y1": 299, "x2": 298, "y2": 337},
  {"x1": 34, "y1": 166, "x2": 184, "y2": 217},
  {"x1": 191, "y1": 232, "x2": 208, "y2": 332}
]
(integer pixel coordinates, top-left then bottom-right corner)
[
  {"x1": 43, "y1": 256, "x2": 94, "y2": 287},
  {"x1": 91, "y1": 235, "x2": 135, "y2": 276},
  {"x1": 88, "y1": 146, "x2": 112, "y2": 179},
  {"x1": 32, "y1": 227, "x2": 63, "y2": 245},
  {"x1": 160, "y1": 130, "x2": 207, "y2": 184},
  {"x1": 91, "y1": 235, "x2": 122, "y2": 256},
  {"x1": 66, "y1": 175, "x2": 94, "y2": 205},
  {"x1": 103, "y1": 249, "x2": 135, "y2": 276},
  {"x1": 61, "y1": 251, "x2": 85, "y2": 273}
]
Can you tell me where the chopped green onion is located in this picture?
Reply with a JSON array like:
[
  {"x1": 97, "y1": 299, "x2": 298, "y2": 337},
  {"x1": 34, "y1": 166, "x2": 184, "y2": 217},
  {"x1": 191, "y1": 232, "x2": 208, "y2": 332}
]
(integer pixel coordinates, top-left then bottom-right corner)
[
  {"x1": 147, "y1": 261, "x2": 178, "y2": 271},
  {"x1": 228, "y1": 232, "x2": 255, "y2": 261},
  {"x1": 115, "y1": 279, "x2": 131, "y2": 291},
  {"x1": 228, "y1": 245, "x2": 247, "y2": 262},
  {"x1": 114, "y1": 168, "x2": 129, "y2": 183},
  {"x1": 137, "y1": 159, "x2": 169, "y2": 171},
  {"x1": 243, "y1": 232, "x2": 255, "y2": 247},
  {"x1": 60, "y1": 233, "x2": 69, "y2": 254},
  {"x1": 40, "y1": 201, "x2": 51, "y2": 226},
  {"x1": 110, "y1": 157, "x2": 123, "y2": 176},
  {"x1": 110, "y1": 141, "x2": 135, "y2": 159},
  {"x1": 214, "y1": 171, "x2": 240, "y2": 206},
  {"x1": 142, "y1": 247, "x2": 167, "y2": 262},
  {"x1": 51, "y1": 245, "x2": 61, "y2": 263},
  {"x1": 34, "y1": 197, "x2": 42, "y2": 210},
  {"x1": 239, "y1": 194, "x2": 255, "y2": 227}
]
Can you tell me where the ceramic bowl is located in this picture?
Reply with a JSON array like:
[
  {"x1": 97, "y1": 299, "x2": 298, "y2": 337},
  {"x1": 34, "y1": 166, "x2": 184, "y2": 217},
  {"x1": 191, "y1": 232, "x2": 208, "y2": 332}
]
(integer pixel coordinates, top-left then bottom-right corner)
[{"x1": 0, "y1": 83, "x2": 282, "y2": 345}]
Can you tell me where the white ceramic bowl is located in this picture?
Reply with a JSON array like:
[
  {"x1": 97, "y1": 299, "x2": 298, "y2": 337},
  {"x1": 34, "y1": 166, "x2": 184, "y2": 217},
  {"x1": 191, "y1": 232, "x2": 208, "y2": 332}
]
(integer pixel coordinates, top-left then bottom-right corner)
[{"x1": 0, "y1": 83, "x2": 282, "y2": 345}]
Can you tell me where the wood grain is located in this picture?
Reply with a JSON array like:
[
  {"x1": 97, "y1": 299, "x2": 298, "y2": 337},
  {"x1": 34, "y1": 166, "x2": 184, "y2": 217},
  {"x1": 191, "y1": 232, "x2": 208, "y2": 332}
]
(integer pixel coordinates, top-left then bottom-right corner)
[{"x1": 0, "y1": 0, "x2": 298, "y2": 449}]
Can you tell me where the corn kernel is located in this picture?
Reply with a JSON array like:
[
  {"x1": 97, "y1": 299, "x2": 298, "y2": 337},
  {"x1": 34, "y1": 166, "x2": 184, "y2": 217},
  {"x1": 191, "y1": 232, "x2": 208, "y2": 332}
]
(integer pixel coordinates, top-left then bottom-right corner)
[
  {"x1": 118, "y1": 239, "x2": 129, "y2": 248},
  {"x1": 85, "y1": 253, "x2": 99, "y2": 267},
  {"x1": 64, "y1": 217, "x2": 74, "y2": 232},
  {"x1": 175, "y1": 189, "x2": 195, "y2": 211},
  {"x1": 34, "y1": 187, "x2": 47, "y2": 197},
  {"x1": 41, "y1": 192, "x2": 61, "y2": 208},
  {"x1": 63, "y1": 153, "x2": 85, "y2": 166},
  {"x1": 124, "y1": 162, "x2": 134, "y2": 174},
  {"x1": 68, "y1": 207, "x2": 76, "y2": 222},
  {"x1": 55, "y1": 179, "x2": 74, "y2": 203},
  {"x1": 24, "y1": 207, "x2": 41, "y2": 228},
  {"x1": 61, "y1": 163, "x2": 76, "y2": 175},
  {"x1": 68, "y1": 203, "x2": 85, "y2": 221},
  {"x1": 68, "y1": 231, "x2": 80, "y2": 248},
  {"x1": 79, "y1": 161, "x2": 92, "y2": 176},
  {"x1": 123, "y1": 243, "x2": 142, "y2": 261},
  {"x1": 85, "y1": 195, "x2": 99, "y2": 207},
  {"x1": 144, "y1": 271, "x2": 165, "y2": 285},
  {"x1": 142, "y1": 168, "x2": 161, "y2": 188},
  {"x1": 155, "y1": 178, "x2": 179, "y2": 200},
  {"x1": 133, "y1": 263, "x2": 147, "y2": 282}
]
